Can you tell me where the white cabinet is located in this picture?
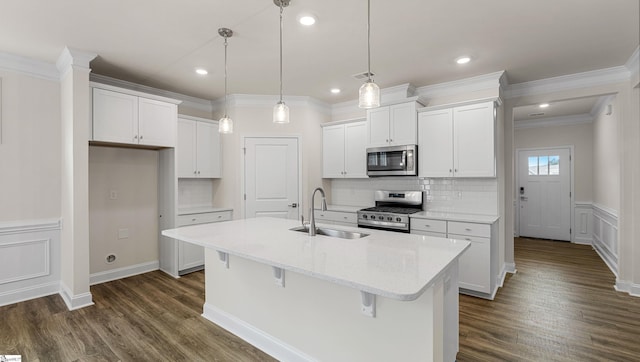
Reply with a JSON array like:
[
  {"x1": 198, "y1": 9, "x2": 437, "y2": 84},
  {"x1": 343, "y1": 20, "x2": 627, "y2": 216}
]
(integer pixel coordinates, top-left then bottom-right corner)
[
  {"x1": 177, "y1": 116, "x2": 221, "y2": 178},
  {"x1": 367, "y1": 101, "x2": 419, "y2": 147},
  {"x1": 92, "y1": 87, "x2": 178, "y2": 148},
  {"x1": 322, "y1": 121, "x2": 367, "y2": 178},
  {"x1": 410, "y1": 216, "x2": 498, "y2": 299},
  {"x1": 175, "y1": 210, "x2": 232, "y2": 274},
  {"x1": 418, "y1": 100, "x2": 496, "y2": 178},
  {"x1": 314, "y1": 209, "x2": 358, "y2": 227}
]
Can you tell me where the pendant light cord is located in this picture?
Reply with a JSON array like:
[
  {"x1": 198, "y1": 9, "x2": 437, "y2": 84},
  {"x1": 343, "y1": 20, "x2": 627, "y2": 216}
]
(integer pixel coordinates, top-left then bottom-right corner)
[
  {"x1": 223, "y1": 35, "x2": 229, "y2": 117},
  {"x1": 367, "y1": 0, "x2": 372, "y2": 82},
  {"x1": 279, "y1": 2, "x2": 284, "y2": 103}
]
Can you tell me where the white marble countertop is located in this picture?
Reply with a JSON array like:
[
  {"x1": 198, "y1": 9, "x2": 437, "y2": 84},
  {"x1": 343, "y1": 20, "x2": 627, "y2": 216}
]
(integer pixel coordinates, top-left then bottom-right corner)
[
  {"x1": 177, "y1": 207, "x2": 233, "y2": 216},
  {"x1": 411, "y1": 211, "x2": 499, "y2": 224},
  {"x1": 162, "y1": 217, "x2": 469, "y2": 301}
]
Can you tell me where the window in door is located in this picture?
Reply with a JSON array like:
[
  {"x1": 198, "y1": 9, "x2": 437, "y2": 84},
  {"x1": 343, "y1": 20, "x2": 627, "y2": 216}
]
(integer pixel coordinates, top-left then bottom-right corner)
[{"x1": 528, "y1": 155, "x2": 560, "y2": 176}]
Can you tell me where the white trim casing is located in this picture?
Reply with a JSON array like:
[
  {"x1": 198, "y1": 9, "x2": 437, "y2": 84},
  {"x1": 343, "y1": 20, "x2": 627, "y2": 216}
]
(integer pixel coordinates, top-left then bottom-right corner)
[
  {"x1": 573, "y1": 202, "x2": 593, "y2": 245},
  {"x1": 203, "y1": 302, "x2": 316, "y2": 362},
  {"x1": 90, "y1": 261, "x2": 160, "y2": 285},
  {"x1": 59, "y1": 282, "x2": 94, "y2": 311},
  {"x1": 615, "y1": 280, "x2": 640, "y2": 297}
]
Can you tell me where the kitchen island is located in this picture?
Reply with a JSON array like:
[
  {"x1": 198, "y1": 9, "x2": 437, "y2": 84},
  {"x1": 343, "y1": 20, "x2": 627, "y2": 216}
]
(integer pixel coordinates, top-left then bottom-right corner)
[{"x1": 162, "y1": 217, "x2": 470, "y2": 362}]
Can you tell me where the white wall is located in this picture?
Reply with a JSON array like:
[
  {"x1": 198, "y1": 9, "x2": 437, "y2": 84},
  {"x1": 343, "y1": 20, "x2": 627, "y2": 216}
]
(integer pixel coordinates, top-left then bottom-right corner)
[
  {"x1": 89, "y1": 146, "x2": 159, "y2": 274},
  {"x1": 515, "y1": 122, "x2": 594, "y2": 202},
  {"x1": 592, "y1": 96, "x2": 620, "y2": 211},
  {"x1": 213, "y1": 97, "x2": 330, "y2": 218},
  {"x1": 0, "y1": 71, "x2": 61, "y2": 221}
]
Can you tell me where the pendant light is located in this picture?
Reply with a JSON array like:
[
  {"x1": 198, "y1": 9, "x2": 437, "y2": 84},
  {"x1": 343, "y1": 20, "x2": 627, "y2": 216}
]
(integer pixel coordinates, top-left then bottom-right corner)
[
  {"x1": 273, "y1": 0, "x2": 290, "y2": 124},
  {"x1": 358, "y1": 0, "x2": 380, "y2": 109},
  {"x1": 218, "y1": 27, "x2": 234, "y2": 134}
]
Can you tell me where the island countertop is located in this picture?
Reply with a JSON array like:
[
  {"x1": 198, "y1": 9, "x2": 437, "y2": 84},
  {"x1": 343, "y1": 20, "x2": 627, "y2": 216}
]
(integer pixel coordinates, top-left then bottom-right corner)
[{"x1": 162, "y1": 217, "x2": 469, "y2": 301}]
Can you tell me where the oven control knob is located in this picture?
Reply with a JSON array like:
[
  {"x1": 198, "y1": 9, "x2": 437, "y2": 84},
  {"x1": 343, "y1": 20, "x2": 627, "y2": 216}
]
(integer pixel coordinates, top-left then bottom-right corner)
[
  {"x1": 387, "y1": 217, "x2": 393, "y2": 221},
  {"x1": 396, "y1": 217, "x2": 401, "y2": 222},
  {"x1": 362, "y1": 215, "x2": 367, "y2": 219},
  {"x1": 378, "y1": 216, "x2": 384, "y2": 220}
]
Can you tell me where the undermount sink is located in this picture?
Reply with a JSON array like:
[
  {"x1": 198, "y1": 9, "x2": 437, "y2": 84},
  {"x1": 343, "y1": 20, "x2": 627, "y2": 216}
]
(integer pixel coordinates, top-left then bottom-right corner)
[{"x1": 289, "y1": 226, "x2": 369, "y2": 239}]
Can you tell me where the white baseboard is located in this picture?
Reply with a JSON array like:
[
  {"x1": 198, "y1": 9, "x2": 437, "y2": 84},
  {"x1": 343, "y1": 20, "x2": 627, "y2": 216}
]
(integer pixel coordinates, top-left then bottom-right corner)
[
  {"x1": 614, "y1": 280, "x2": 640, "y2": 297},
  {"x1": 202, "y1": 302, "x2": 317, "y2": 362},
  {"x1": 0, "y1": 281, "x2": 60, "y2": 307},
  {"x1": 497, "y1": 265, "x2": 507, "y2": 287},
  {"x1": 90, "y1": 260, "x2": 159, "y2": 285},
  {"x1": 59, "y1": 282, "x2": 94, "y2": 311},
  {"x1": 573, "y1": 237, "x2": 592, "y2": 245},
  {"x1": 505, "y1": 262, "x2": 517, "y2": 274}
]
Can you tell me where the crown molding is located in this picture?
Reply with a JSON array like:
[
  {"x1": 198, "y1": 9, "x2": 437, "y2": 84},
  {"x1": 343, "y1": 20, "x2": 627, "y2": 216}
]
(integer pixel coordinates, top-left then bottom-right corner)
[
  {"x1": 90, "y1": 73, "x2": 211, "y2": 112},
  {"x1": 506, "y1": 66, "x2": 631, "y2": 99},
  {"x1": 0, "y1": 51, "x2": 59, "y2": 81},
  {"x1": 514, "y1": 113, "x2": 594, "y2": 130},
  {"x1": 590, "y1": 94, "x2": 616, "y2": 116},
  {"x1": 56, "y1": 47, "x2": 97, "y2": 78},
  {"x1": 625, "y1": 46, "x2": 639, "y2": 85},
  {"x1": 415, "y1": 71, "x2": 505, "y2": 100}
]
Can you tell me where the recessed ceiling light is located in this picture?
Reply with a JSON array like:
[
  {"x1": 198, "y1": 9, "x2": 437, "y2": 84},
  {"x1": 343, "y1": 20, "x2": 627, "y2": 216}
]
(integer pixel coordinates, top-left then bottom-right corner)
[
  {"x1": 298, "y1": 14, "x2": 317, "y2": 26},
  {"x1": 195, "y1": 68, "x2": 208, "y2": 75},
  {"x1": 455, "y1": 56, "x2": 471, "y2": 65},
  {"x1": 330, "y1": 88, "x2": 341, "y2": 94},
  {"x1": 539, "y1": 103, "x2": 550, "y2": 108}
]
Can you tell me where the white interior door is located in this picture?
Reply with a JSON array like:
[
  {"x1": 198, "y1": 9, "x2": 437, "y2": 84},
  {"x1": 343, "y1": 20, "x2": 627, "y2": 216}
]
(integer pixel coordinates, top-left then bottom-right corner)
[
  {"x1": 518, "y1": 148, "x2": 571, "y2": 241},
  {"x1": 245, "y1": 137, "x2": 300, "y2": 219}
]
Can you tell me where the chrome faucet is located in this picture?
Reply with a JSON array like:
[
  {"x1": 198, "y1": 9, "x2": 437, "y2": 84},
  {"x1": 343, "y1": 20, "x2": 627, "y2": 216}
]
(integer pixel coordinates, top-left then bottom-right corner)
[{"x1": 309, "y1": 187, "x2": 327, "y2": 236}]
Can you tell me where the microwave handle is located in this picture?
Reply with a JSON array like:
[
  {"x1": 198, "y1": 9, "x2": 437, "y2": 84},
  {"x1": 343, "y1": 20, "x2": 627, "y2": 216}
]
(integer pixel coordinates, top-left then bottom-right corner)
[{"x1": 402, "y1": 150, "x2": 407, "y2": 166}]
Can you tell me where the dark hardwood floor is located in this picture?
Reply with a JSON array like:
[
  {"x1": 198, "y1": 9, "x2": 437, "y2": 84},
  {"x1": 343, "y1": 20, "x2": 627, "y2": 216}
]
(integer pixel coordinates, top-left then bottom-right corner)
[
  {"x1": 458, "y1": 237, "x2": 640, "y2": 362},
  {"x1": 1, "y1": 237, "x2": 639, "y2": 361}
]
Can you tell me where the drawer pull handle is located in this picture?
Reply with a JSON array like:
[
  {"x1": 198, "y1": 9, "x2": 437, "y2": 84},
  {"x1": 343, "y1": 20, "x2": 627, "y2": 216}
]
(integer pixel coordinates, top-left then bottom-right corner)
[
  {"x1": 465, "y1": 228, "x2": 472, "y2": 231},
  {"x1": 192, "y1": 218, "x2": 196, "y2": 221},
  {"x1": 465, "y1": 238, "x2": 472, "y2": 241},
  {"x1": 343, "y1": 216, "x2": 348, "y2": 219},
  {"x1": 425, "y1": 224, "x2": 431, "y2": 227},
  {"x1": 217, "y1": 215, "x2": 222, "y2": 218}
]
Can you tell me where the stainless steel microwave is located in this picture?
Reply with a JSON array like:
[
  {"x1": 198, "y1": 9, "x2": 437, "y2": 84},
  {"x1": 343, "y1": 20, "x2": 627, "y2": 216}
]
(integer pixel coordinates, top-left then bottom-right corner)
[{"x1": 366, "y1": 145, "x2": 417, "y2": 176}]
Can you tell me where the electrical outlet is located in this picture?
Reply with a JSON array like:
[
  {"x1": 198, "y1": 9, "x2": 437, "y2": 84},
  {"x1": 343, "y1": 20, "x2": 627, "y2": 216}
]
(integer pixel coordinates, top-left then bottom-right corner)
[{"x1": 109, "y1": 190, "x2": 118, "y2": 200}]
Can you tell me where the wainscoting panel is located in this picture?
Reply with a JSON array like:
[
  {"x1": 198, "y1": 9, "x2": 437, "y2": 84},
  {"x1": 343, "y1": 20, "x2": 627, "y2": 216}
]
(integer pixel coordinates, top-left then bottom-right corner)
[
  {"x1": 573, "y1": 202, "x2": 593, "y2": 245},
  {"x1": 0, "y1": 219, "x2": 61, "y2": 307},
  {"x1": 592, "y1": 204, "x2": 618, "y2": 276}
]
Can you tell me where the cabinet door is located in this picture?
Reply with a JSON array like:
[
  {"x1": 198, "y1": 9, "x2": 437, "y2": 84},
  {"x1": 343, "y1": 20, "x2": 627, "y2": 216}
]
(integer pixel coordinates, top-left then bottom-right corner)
[
  {"x1": 177, "y1": 119, "x2": 197, "y2": 178},
  {"x1": 178, "y1": 242, "x2": 204, "y2": 271},
  {"x1": 344, "y1": 121, "x2": 368, "y2": 178},
  {"x1": 367, "y1": 106, "x2": 390, "y2": 147},
  {"x1": 454, "y1": 102, "x2": 495, "y2": 177},
  {"x1": 92, "y1": 88, "x2": 138, "y2": 144},
  {"x1": 449, "y1": 233, "x2": 491, "y2": 293},
  {"x1": 418, "y1": 109, "x2": 454, "y2": 177},
  {"x1": 322, "y1": 124, "x2": 346, "y2": 178},
  {"x1": 138, "y1": 97, "x2": 176, "y2": 147},
  {"x1": 389, "y1": 102, "x2": 417, "y2": 145},
  {"x1": 196, "y1": 121, "x2": 221, "y2": 178}
]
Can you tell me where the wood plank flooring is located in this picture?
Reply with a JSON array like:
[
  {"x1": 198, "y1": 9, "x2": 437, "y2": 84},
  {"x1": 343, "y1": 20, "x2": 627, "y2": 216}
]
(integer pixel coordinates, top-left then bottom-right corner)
[
  {"x1": 457, "y1": 237, "x2": 640, "y2": 361},
  {"x1": 1, "y1": 237, "x2": 639, "y2": 361}
]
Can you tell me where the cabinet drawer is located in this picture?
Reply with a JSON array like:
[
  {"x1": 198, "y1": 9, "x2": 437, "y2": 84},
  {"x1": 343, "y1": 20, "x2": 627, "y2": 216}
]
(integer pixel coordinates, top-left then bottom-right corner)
[
  {"x1": 177, "y1": 211, "x2": 232, "y2": 226},
  {"x1": 315, "y1": 210, "x2": 357, "y2": 224},
  {"x1": 447, "y1": 221, "x2": 490, "y2": 238},
  {"x1": 410, "y1": 219, "x2": 447, "y2": 234}
]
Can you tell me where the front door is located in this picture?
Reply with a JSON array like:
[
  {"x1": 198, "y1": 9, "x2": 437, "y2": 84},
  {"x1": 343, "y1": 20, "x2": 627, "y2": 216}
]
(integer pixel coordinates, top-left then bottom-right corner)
[
  {"x1": 518, "y1": 148, "x2": 571, "y2": 241},
  {"x1": 244, "y1": 137, "x2": 300, "y2": 219}
]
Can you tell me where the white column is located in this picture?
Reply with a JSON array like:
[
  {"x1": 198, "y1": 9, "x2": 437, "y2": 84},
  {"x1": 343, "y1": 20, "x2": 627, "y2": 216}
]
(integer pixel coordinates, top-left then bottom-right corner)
[{"x1": 57, "y1": 47, "x2": 97, "y2": 310}]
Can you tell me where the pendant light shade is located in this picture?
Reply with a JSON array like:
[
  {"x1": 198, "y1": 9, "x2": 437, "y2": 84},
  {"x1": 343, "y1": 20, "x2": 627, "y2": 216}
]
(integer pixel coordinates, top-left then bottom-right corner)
[
  {"x1": 358, "y1": 0, "x2": 380, "y2": 109},
  {"x1": 273, "y1": 0, "x2": 290, "y2": 124},
  {"x1": 218, "y1": 27, "x2": 234, "y2": 134}
]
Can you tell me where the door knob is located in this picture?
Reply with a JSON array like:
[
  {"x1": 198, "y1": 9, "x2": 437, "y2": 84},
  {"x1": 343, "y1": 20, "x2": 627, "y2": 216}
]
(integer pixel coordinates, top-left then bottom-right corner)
[
  {"x1": 288, "y1": 203, "x2": 298, "y2": 208},
  {"x1": 520, "y1": 196, "x2": 528, "y2": 201}
]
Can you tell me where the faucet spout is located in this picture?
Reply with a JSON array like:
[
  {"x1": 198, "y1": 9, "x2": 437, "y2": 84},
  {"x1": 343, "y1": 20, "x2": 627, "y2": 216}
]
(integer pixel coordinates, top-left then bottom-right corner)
[{"x1": 309, "y1": 187, "x2": 327, "y2": 236}]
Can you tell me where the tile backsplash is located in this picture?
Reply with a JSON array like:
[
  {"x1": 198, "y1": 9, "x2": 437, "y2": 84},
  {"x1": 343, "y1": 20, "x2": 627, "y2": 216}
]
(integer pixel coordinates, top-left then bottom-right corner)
[
  {"x1": 178, "y1": 179, "x2": 214, "y2": 209},
  {"x1": 331, "y1": 177, "x2": 498, "y2": 215}
]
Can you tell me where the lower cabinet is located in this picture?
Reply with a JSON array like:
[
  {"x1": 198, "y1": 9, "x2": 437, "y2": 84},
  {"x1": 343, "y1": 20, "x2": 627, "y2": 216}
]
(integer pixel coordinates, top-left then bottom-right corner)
[
  {"x1": 411, "y1": 217, "x2": 498, "y2": 299},
  {"x1": 313, "y1": 209, "x2": 357, "y2": 227},
  {"x1": 161, "y1": 210, "x2": 232, "y2": 277}
]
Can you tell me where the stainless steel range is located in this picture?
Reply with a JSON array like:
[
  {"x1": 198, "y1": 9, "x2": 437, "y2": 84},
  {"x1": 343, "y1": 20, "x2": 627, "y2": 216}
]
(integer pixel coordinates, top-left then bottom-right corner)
[{"x1": 357, "y1": 190, "x2": 423, "y2": 233}]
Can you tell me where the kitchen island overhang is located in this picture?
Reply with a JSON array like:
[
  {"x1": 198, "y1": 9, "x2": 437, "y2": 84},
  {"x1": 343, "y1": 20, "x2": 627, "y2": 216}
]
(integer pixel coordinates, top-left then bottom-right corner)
[{"x1": 162, "y1": 217, "x2": 470, "y2": 362}]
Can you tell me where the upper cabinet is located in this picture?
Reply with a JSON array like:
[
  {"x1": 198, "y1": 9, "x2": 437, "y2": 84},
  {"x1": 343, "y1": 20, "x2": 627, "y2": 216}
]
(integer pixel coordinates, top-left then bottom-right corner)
[
  {"x1": 177, "y1": 116, "x2": 221, "y2": 178},
  {"x1": 367, "y1": 100, "x2": 421, "y2": 147},
  {"x1": 418, "y1": 100, "x2": 496, "y2": 178},
  {"x1": 322, "y1": 120, "x2": 368, "y2": 178},
  {"x1": 91, "y1": 85, "x2": 180, "y2": 148}
]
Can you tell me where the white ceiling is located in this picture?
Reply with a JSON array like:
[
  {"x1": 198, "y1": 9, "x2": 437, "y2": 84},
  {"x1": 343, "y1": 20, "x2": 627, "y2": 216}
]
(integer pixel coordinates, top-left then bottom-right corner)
[
  {"x1": 1, "y1": 0, "x2": 638, "y2": 104},
  {"x1": 513, "y1": 96, "x2": 602, "y2": 122}
]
